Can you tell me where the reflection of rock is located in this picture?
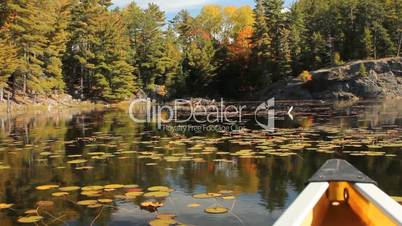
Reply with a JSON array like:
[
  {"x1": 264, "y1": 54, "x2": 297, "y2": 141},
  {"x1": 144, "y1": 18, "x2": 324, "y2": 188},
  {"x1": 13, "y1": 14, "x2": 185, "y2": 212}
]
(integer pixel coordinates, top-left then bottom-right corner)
[{"x1": 265, "y1": 57, "x2": 402, "y2": 100}]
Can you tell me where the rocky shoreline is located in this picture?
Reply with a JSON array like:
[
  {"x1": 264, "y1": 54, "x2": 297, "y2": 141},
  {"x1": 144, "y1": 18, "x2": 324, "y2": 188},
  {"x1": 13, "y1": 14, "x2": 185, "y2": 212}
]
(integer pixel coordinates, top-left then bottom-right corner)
[{"x1": 264, "y1": 57, "x2": 402, "y2": 101}]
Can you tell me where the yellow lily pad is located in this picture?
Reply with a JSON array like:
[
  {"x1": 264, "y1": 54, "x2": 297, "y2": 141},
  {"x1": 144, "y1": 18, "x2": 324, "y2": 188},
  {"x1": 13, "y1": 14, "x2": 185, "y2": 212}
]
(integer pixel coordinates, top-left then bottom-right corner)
[
  {"x1": 125, "y1": 191, "x2": 144, "y2": 197},
  {"x1": 149, "y1": 219, "x2": 177, "y2": 226},
  {"x1": 77, "y1": 200, "x2": 98, "y2": 206},
  {"x1": 82, "y1": 186, "x2": 104, "y2": 191},
  {"x1": 52, "y1": 192, "x2": 69, "y2": 197},
  {"x1": 222, "y1": 196, "x2": 235, "y2": 200},
  {"x1": 0, "y1": 165, "x2": 10, "y2": 170},
  {"x1": 24, "y1": 209, "x2": 37, "y2": 214},
  {"x1": 87, "y1": 204, "x2": 102, "y2": 208},
  {"x1": 187, "y1": 203, "x2": 200, "y2": 208},
  {"x1": 148, "y1": 186, "x2": 171, "y2": 192},
  {"x1": 104, "y1": 184, "x2": 124, "y2": 189},
  {"x1": 67, "y1": 159, "x2": 87, "y2": 164},
  {"x1": 36, "y1": 185, "x2": 60, "y2": 191},
  {"x1": 98, "y1": 199, "x2": 113, "y2": 204},
  {"x1": 0, "y1": 203, "x2": 13, "y2": 209},
  {"x1": 204, "y1": 207, "x2": 228, "y2": 214},
  {"x1": 17, "y1": 216, "x2": 44, "y2": 223},
  {"x1": 59, "y1": 186, "x2": 81, "y2": 192},
  {"x1": 193, "y1": 193, "x2": 221, "y2": 199},
  {"x1": 144, "y1": 191, "x2": 170, "y2": 198},
  {"x1": 124, "y1": 184, "x2": 139, "y2": 189}
]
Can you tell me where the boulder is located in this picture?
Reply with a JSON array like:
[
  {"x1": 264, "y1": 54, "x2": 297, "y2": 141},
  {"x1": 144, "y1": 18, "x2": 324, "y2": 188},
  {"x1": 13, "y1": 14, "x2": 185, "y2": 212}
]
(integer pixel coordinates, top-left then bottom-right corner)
[{"x1": 266, "y1": 57, "x2": 402, "y2": 100}]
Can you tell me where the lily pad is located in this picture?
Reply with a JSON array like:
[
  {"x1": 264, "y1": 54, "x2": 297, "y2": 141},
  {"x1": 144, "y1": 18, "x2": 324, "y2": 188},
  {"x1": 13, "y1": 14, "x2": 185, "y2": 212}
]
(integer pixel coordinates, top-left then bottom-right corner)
[
  {"x1": 52, "y1": 192, "x2": 69, "y2": 197},
  {"x1": 124, "y1": 184, "x2": 139, "y2": 189},
  {"x1": 144, "y1": 191, "x2": 170, "y2": 198},
  {"x1": 125, "y1": 191, "x2": 144, "y2": 198},
  {"x1": 0, "y1": 165, "x2": 11, "y2": 170},
  {"x1": 104, "y1": 184, "x2": 124, "y2": 189},
  {"x1": 0, "y1": 203, "x2": 13, "y2": 209},
  {"x1": 82, "y1": 186, "x2": 104, "y2": 191},
  {"x1": 98, "y1": 199, "x2": 113, "y2": 204},
  {"x1": 187, "y1": 203, "x2": 200, "y2": 208},
  {"x1": 17, "y1": 216, "x2": 44, "y2": 223},
  {"x1": 87, "y1": 204, "x2": 102, "y2": 208},
  {"x1": 222, "y1": 196, "x2": 235, "y2": 200},
  {"x1": 149, "y1": 219, "x2": 177, "y2": 226},
  {"x1": 67, "y1": 159, "x2": 87, "y2": 164},
  {"x1": 36, "y1": 185, "x2": 60, "y2": 191},
  {"x1": 59, "y1": 186, "x2": 81, "y2": 192},
  {"x1": 77, "y1": 200, "x2": 98, "y2": 206},
  {"x1": 148, "y1": 186, "x2": 171, "y2": 192},
  {"x1": 204, "y1": 207, "x2": 228, "y2": 214}
]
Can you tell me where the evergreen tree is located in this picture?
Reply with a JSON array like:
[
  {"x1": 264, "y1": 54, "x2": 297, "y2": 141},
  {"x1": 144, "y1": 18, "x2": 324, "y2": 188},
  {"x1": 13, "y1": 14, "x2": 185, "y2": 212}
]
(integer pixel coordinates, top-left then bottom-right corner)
[
  {"x1": 263, "y1": 0, "x2": 291, "y2": 81},
  {"x1": 94, "y1": 11, "x2": 137, "y2": 101},
  {"x1": 172, "y1": 10, "x2": 194, "y2": 48},
  {"x1": 250, "y1": 0, "x2": 272, "y2": 89},
  {"x1": 183, "y1": 33, "x2": 217, "y2": 96},
  {"x1": 252, "y1": 0, "x2": 270, "y2": 66},
  {"x1": 133, "y1": 4, "x2": 165, "y2": 91},
  {"x1": 361, "y1": 27, "x2": 374, "y2": 59},
  {"x1": 43, "y1": 0, "x2": 71, "y2": 94},
  {"x1": 288, "y1": 3, "x2": 307, "y2": 75},
  {"x1": 160, "y1": 27, "x2": 183, "y2": 98},
  {"x1": 7, "y1": 0, "x2": 49, "y2": 97},
  {"x1": 65, "y1": 0, "x2": 103, "y2": 99},
  {"x1": 0, "y1": 15, "x2": 19, "y2": 101}
]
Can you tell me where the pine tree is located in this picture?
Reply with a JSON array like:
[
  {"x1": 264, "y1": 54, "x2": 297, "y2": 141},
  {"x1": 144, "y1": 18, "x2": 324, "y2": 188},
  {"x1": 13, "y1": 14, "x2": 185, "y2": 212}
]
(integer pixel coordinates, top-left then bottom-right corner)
[
  {"x1": 263, "y1": 0, "x2": 291, "y2": 81},
  {"x1": 94, "y1": 11, "x2": 137, "y2": 101},
  {"x1": 181, "y1": 26, "x2": 217, "y2": 96},
  {"x1": 123, "y1": 3, "x2": 165, "y2": 94},
  {"x1": 249, "y1": 0, "x2": 273, "y2": 89},
  {"x1": 65, "y1": 0, "x2": 103, "y2": 99},
  {"x1": 361, "y1": 27, "x2": 373, "y2": 59},
  {"x1": 0, "y1": 25, "x2": 19, "y2": 101},
  {"x1": 252, "y1": 0, "x2": 270, "y2": 66},
  {"x1": 160, "y1": 26, "x2": 183, "y2": 98},
  {"x1": 43, "y1": 0, "x2": 71, "y2": 94},
  {"x1": 8, "y1": 0, "x2": 57, "y2": 97},
  {"x1": 288, "y1": 3, "x2": 307, "y2": 75},
  {"x1": 310, "y1": 32, "x2": 328, "y2": 68},
  {"x1": 172, "y1": 10, "x2": 194, "y2": 48}
]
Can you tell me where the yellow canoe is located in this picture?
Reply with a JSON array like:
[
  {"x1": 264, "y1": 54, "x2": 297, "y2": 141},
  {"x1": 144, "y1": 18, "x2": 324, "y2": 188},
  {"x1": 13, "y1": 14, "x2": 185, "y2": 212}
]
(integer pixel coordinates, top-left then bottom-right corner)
[{"x1": 274, "y1": 159, "x2": 402, "y2": 226}]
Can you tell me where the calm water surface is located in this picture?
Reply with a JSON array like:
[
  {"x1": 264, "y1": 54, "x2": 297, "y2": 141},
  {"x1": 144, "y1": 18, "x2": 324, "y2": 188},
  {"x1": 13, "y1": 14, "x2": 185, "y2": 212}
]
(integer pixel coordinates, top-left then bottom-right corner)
[{"x1": 0, "y1": 101, "x2": 401, "y2": 226}]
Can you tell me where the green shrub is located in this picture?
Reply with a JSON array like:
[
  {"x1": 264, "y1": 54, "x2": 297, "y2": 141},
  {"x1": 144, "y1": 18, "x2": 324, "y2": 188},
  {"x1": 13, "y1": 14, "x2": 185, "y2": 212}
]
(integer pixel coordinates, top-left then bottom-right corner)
[
  {"x1": 359, "y1": 63, "x2": 368, "y2": 77},
  {"x1": 334, "y1": 52, "x2": 345, "y2": 66}
]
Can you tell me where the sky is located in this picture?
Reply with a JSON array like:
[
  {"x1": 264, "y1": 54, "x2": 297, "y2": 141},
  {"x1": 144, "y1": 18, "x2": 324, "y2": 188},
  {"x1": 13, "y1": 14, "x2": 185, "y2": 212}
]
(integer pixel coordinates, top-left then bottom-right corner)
[{"x1": 112, "y1": 0, "x2": 293, "y2": 20}]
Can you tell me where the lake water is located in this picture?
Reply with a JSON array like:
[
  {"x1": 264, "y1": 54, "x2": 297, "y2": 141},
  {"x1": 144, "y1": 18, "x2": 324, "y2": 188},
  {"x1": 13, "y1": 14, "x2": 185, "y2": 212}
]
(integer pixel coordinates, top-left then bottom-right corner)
[{"x1": 0, "y1": 100, "x2": 401, "y2": 226}]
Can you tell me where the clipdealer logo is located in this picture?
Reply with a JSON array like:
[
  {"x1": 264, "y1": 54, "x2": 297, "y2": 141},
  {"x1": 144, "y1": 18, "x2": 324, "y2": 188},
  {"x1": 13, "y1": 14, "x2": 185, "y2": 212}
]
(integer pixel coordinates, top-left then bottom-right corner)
[{"x1": 128, "y1": 98, "x2": 278, "y2": 132}]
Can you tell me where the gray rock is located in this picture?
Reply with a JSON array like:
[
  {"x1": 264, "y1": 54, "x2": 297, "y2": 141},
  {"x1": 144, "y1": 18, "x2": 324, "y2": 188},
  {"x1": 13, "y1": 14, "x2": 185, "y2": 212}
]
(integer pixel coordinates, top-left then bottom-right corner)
[{"x1": 266, "y1": 57, "x2": 402, "y2": 100}]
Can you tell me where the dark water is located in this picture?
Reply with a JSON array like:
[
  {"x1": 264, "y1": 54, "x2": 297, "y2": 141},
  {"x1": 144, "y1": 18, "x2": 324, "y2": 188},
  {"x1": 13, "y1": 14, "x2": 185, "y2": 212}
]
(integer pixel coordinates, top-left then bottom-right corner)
[{"x1": 0, "y1": 101, "x2": 401, "y2": 226}]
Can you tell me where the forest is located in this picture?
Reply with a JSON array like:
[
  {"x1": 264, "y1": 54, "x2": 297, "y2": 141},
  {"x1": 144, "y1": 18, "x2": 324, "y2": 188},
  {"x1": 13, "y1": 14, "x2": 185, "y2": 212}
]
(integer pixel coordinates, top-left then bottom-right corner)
[{"x1": 0, "y1": 0, "x2": 401, "y2": 102}]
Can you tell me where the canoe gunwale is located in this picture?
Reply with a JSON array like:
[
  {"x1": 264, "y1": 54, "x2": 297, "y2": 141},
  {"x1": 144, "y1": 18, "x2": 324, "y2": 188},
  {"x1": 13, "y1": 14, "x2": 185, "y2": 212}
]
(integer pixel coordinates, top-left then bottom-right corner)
[{"x1": 355, "y1": 183, "x2": 402, "y2": 225}]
